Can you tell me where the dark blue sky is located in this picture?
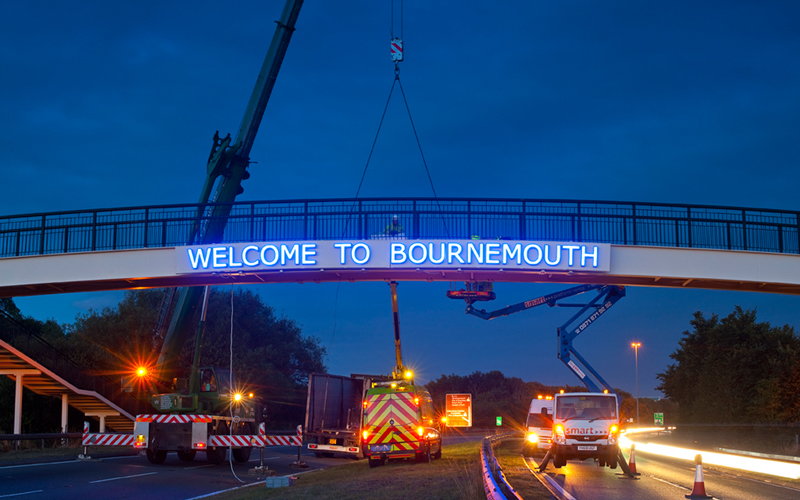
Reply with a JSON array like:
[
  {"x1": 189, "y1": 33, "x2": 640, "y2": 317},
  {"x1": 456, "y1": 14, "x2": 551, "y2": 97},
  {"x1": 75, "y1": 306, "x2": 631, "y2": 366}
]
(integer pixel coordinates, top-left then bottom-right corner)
[{"x1": 4, "y1": 1, "x2": 800, "y2": 399}]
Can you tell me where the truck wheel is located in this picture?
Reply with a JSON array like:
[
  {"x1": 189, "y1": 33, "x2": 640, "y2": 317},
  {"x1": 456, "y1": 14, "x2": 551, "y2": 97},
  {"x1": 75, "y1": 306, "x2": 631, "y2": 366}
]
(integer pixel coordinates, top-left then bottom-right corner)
[
  {"x1": 608, "y1": 455, "x2": 618, "y2": 469},
  {"x1": 553, "y1": 455, "x2": 565, "y2": 468},
  {"x1": 146, "y1": 449, "x2": 167, "y2": 464},
  {"x1": 177, "y1": 450, "x2": 196, "y2": 462},
  {"x1": 206, "y1": 447, "x2": 226, "y2": 464},
  {"x1": 232, "y1": 446, "x2": 252, "y2": 463},
  {"x1": 232, "y1": 422, "x2": 253, "y2": 463}
]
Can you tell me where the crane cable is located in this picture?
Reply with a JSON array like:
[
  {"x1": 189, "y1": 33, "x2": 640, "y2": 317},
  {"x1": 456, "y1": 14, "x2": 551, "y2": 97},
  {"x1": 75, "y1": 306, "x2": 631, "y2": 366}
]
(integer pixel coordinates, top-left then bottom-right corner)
[
  {"x1": 348, "y1": 0, "x2": 450, "y2": 237},
  {"x1": 228, "y1": 284, "x2": 245, "y2": 483}
]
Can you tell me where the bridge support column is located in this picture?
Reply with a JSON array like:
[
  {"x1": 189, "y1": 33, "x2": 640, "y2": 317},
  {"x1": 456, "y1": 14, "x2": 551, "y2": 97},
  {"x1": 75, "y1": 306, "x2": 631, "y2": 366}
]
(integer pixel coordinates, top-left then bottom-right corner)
[
  {"x1": 0, "y1": 369, "x2": 41, "y2": 434},
  {"x1": 85, "y1": 411, "x2": 119, "y2": 433},
  {"x1": 61, "y1": 393, "x2": 69, "y2": 433}
]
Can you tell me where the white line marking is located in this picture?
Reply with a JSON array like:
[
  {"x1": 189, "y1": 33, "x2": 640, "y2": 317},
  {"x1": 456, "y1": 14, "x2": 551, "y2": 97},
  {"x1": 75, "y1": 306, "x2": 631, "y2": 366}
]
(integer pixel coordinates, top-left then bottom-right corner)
[
  {"x1": 185, "y1": 464, "x2": 216, "y2": 470},
  {"x1": 0, "y1": 491, "x2": 43, "y2": 498},
  {"x1": 712, "y1": 470, "x2": 800, "y2": 493},
  {"x1": 89, "y1": 471, "x2": 158, "y2": 483},
  {"x1": 0, "y1": 460, "x2": 77, "y2": 469},
  {"x1": 649, "y1": 475, "x2": 690, "y2": 490},
  {"x1": 182, "y1": 481, "x2": 262, "y2": 499}
]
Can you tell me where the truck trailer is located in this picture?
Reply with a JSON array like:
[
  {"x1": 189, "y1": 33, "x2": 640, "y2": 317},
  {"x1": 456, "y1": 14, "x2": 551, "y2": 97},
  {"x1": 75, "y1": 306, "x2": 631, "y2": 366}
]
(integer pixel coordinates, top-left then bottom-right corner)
[{"x1": 304, "y1": 373, "x2": 373, "y2": 459}]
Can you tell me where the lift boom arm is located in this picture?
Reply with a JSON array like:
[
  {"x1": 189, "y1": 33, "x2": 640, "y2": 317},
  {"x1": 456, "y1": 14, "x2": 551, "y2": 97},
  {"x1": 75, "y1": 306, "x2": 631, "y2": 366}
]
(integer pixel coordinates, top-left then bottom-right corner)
[
  {"x1": 155, "y1": 0, "x2": 304, "y2": 385},
  {"x1": 460, "y1": 283, "x2": 625, "y2": 393}
]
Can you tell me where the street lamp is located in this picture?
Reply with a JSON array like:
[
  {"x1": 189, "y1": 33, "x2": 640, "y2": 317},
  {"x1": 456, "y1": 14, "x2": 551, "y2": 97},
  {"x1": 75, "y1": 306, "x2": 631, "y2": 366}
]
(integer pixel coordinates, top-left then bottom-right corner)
[{"x1": 631, "y1": 342, "x2": 641, "y2": 426}]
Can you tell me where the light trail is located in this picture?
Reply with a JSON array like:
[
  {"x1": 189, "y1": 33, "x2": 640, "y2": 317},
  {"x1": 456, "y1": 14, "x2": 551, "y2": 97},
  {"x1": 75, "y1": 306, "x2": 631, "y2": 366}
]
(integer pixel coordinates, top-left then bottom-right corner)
[{"x1": 619, "y1": 433, "x2": 800, "y2": 479}]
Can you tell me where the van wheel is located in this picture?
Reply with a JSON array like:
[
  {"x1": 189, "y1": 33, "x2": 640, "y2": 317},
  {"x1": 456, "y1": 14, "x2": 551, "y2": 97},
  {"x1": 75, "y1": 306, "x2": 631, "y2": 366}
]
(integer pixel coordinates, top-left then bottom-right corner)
[
  {"x1": 433, "y1": 445, "x2": 442, "y2": 460},
  {"x1": 368, "y1": 457, "x2": 381, "y2": 468}
]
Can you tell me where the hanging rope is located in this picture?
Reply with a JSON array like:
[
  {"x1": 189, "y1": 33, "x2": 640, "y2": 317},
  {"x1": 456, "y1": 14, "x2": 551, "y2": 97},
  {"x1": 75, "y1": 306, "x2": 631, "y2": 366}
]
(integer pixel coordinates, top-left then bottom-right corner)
[
  {"x1": 344, "y1": 0, "x2": 450, "y2": 238},
  {"x1": 228, "y1": 284, "x2": 244, "y2": 483}
]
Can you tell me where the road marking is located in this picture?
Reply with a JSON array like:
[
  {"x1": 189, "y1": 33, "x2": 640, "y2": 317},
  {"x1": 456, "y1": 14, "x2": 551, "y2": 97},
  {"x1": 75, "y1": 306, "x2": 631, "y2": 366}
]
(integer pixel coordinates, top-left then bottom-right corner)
[
  {"x1": 0, "y1": 460, "x2": 78, "y2": 469},
  {"x1": 185, "y1": 464, "x2": 215, "y2": 470},
  {"x1": 183, "y1": 481, "x2": 262, "y2": 499},
  {"x1": 521, "y1": 455, "x2": 578, "y2": 500},
  {"x1": 649, "y1": 475, "x2": 690, "y2": 490},
  {"x1": 89, "y1": 471, "x2": 158, "y2": 483},
  {"x1": 712, "y1": 470, "x2": 800, "y2": 493},
  {"x1": 0, "y1": 491, "x2": 43, "y2": 498}
]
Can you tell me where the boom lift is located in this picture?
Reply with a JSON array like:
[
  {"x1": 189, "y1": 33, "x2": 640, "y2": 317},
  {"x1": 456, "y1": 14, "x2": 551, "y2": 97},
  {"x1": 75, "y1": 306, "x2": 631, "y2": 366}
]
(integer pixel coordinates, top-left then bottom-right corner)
[
  {"x1": 134, "y1": 0, "x2": 305, "y2": 465},
  {"x1": 455, "y1": 283, "x2": 625, "y2": 393},
  {"x1": 452, "y1": 282, "x2": 637, "y2": 476}
]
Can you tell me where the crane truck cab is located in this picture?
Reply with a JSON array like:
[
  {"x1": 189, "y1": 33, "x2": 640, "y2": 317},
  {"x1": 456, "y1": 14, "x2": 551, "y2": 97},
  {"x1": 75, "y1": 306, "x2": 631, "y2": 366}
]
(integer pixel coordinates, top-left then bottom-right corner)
[
  {"x1": 551, "y1": 392, "x2": 620, "y2": 469},
  {"x1": 522, "y1": 395, "x2": 554, "y2": 456},
  {"x1": 361, "y1": 383, "x2": 442, "y2": 467}
]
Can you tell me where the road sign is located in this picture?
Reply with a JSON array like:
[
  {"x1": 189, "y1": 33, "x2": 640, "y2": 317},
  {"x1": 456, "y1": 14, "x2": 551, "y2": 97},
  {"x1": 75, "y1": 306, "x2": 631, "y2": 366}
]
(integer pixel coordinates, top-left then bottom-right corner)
[
  {"x1": 445, "y1": 394, "x2": 472, "y2": 427},
  {"x1": 654, "y1": 412, "x2": 664, "y2": 425},
  {"x1": 496, "y1": 416, "x2": 502, "y2": 426}
]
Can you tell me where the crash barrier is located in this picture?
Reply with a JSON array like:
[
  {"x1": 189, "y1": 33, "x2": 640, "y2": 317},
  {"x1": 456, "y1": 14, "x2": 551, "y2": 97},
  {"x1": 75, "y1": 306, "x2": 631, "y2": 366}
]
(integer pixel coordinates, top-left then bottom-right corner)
[
  {"x1": 481, "y1": 432, "x2": 523, "y2": 500},
  {"x1": 0, "y1": 432, "x2": 83, "y2": 451},
  {"x1": 209, "y1": 423, "x2": 302, "y2": 447}
]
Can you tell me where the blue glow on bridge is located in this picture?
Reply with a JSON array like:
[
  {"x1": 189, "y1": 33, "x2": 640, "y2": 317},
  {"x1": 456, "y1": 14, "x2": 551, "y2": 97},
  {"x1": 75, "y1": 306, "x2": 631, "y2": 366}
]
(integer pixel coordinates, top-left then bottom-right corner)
[{"x1": 180, "y1": 240, "x2": 610, "y2": 274}]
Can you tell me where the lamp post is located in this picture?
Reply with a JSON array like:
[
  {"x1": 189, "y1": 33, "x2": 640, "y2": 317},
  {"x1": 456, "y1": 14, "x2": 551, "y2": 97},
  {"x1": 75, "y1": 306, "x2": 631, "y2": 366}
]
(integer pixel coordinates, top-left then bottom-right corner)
[{"x1": 631, "y1": 342, "x2": 641, "y2": 426}]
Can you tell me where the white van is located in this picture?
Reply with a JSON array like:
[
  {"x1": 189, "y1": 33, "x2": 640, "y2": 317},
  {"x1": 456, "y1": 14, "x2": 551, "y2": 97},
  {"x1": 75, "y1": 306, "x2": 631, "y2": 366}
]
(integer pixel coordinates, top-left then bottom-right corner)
[{"x1": 522, "y1": 396, "x2": 554, "y2": 456}]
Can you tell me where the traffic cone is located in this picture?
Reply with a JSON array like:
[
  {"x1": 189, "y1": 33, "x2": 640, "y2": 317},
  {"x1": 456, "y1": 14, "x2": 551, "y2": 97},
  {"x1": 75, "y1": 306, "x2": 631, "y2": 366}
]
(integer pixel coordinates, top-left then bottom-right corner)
[
  {"x1": 629, "y1": 444, "x2": 640, "y2": 475},
  {"x1": 685, "y1": 454, "x2": 712, "y2": 499}
]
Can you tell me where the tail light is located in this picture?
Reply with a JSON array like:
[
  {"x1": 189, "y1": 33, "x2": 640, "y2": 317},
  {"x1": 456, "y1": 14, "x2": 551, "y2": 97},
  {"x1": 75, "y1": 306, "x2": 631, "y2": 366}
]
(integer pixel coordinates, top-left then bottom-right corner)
[
  {"x1": 417, "y1": 427, "x2": 424, "y2": 437},
  {"x1": 362, "y1": 430, "x2": 369, "y2": 441}
]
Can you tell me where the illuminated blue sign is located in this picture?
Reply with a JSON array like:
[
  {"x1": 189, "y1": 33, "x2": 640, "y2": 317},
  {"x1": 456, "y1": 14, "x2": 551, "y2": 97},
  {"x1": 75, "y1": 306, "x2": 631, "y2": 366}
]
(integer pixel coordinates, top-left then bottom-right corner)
[{"x1": 176, "y1": 240, "x2": 610, "y2": 274}]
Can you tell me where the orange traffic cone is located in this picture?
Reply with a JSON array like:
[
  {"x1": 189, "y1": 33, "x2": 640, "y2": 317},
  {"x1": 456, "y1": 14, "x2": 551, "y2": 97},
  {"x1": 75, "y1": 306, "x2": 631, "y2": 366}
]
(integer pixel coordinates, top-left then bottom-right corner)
[
  {"x1": 629, "y1": 444, "x2": 640, "y2": 475},
  {"x1": 685, "y1": 454, "x2": 712, "y2": 499}
]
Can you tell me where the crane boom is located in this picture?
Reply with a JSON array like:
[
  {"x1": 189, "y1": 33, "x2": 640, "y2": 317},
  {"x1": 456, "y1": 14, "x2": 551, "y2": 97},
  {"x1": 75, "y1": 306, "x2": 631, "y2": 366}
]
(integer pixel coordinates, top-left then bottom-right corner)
[{"x1": 155, "y1": 0, "x2": 304, "y2": 385}]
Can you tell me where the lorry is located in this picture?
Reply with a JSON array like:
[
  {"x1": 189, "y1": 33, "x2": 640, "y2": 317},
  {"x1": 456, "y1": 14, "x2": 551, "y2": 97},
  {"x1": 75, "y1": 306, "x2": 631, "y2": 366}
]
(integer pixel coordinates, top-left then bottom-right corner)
[
  {"x1": 357, "y1": 281, "x2": 442, "y2": 468},
  {"x1": 304, "y1": 373, "x2": 373, "y2": 459},
  {"x1": 133, "y1": 0, "x2": 305, "y2": 464},
  {"x1": 550, "y1": 391, "x2": 620, "y2": 469},
  {"x1": 522, "y1": 395, "x2": 553, "y2": 456},
  {"x1": 361, "y1": 380, "x2": 441, "y2": 467}
]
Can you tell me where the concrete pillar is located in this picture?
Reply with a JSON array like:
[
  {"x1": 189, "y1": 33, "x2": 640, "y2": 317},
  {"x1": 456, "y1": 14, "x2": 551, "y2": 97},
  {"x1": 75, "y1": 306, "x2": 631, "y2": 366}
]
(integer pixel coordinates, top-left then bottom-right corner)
[
  {"x1": 0, "y1": 369, "x2": 41, "y2": 435},
  {"x1": 61, "y1": 393, "x2": 69, "y2": 433},
  {"x1": 85, "y1": 412, "x2": 119, "y2": 434}
]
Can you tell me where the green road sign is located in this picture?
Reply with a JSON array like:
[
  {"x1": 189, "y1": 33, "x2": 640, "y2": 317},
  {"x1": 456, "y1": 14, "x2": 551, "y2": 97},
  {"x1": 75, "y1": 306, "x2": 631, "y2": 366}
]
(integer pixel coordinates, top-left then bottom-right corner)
[
  {"x1": 654, "y1": 412, "x2": 664, "y2": 425},
  {"x1": 496, "y1": 416, "x2": 502, "y2": 426}
]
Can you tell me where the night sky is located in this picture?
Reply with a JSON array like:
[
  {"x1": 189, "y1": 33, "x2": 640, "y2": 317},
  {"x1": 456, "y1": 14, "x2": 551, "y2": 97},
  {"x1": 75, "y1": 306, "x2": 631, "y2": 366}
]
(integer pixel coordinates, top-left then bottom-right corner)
[{"x1": 4, "y1": 1, "x2": 800, "y2": 400}]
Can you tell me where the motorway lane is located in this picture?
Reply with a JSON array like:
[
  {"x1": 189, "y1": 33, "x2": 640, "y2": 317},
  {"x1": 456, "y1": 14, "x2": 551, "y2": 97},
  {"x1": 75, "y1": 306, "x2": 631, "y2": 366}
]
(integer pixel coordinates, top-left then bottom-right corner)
[
  {"x1": 1, "y1": 434, "x2": 484, "y2": 499},
  {"x1": 0, "y1": 445, "x2": 346, "y2": 500},
  {"x1": 533, "y1": 452, "x2": 800, "y2": 500}
]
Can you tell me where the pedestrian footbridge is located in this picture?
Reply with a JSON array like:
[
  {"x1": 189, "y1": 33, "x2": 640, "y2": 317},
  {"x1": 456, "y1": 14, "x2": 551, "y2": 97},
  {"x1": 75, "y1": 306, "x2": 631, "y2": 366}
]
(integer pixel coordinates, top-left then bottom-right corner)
[{"x1": 1, "y1": 198, "x2": 799, "y2": 297}]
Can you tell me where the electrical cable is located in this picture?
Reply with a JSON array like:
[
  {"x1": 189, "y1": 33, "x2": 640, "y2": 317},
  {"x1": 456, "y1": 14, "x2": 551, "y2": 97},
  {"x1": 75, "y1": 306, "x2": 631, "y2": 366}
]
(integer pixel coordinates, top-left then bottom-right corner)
[{"x1": 228, "y1": 284, "x2": 244, "y2": 483}]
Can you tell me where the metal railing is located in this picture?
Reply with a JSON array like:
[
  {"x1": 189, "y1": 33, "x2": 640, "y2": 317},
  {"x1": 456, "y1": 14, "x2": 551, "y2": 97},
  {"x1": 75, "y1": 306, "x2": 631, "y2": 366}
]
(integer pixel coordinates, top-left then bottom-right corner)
[
  {"x1": 0, "y1": 311, "x2": 150, "y2": 417},
  {"x1": 1, "y1": 198, "x2": 798, "y2": 258}
]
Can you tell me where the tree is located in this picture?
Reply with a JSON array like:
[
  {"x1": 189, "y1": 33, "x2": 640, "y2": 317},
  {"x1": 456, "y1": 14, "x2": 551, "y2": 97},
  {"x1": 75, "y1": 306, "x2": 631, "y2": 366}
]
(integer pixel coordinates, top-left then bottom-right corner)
[
  {"x1": 62, "y1": 287, "x2": 326, "y2": 428},
  {"x1": 656, "y1": 306, "x2": 800, "y2": 424}
]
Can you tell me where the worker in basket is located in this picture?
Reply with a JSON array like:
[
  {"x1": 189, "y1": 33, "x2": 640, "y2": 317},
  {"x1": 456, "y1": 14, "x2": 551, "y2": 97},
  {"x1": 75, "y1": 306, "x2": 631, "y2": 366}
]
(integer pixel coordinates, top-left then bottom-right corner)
[{"x1": 385, "y1": 215, "x2": 404, "y2": 236}]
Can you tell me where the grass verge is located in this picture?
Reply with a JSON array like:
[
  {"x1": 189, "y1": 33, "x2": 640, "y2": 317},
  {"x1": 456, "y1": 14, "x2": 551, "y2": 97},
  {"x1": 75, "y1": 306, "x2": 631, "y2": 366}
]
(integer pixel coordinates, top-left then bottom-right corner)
[
  {"x1": 493, "y1": 438, "x2": 553, "y2": 500},
  {"x1": 214, "y1": 442, "x2": 485, "y2": 500}
]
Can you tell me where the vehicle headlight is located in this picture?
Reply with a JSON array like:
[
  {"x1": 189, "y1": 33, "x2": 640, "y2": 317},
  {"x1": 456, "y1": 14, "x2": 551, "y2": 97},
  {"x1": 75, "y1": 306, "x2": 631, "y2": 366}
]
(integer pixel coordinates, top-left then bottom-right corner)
[{"x1": 527, "y1": 432, "x2": 538, "y2": 444}]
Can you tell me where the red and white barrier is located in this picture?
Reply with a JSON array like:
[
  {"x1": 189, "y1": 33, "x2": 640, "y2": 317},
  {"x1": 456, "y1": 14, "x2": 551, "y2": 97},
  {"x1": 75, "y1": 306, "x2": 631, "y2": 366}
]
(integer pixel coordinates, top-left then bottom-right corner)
[
  {"x1": 135, "y1": 414, "x2": 213, "y2": 423},
  {"x1": 210, "y1": 434, "x2": 302, "y2": 447},
  {"x1": 82, "y1": 421, "x2": 135, "y2": 446}
]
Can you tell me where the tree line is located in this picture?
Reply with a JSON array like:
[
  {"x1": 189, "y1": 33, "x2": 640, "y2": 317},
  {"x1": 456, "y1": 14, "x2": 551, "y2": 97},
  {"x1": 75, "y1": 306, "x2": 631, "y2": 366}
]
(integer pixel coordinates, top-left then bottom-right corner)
[
  {"x1": 657, "y1": 306, "x2": 800, "y2": 424},
  {"x1": 0, "y1": 289, "x2": 326, "y2": 433}
]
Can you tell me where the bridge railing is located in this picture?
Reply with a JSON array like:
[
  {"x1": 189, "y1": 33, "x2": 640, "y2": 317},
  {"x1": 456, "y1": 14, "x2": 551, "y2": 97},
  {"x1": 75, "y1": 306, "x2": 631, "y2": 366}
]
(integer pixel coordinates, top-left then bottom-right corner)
[{"x1": 1, "y1": 198, "x2": 798, "y2": 257}]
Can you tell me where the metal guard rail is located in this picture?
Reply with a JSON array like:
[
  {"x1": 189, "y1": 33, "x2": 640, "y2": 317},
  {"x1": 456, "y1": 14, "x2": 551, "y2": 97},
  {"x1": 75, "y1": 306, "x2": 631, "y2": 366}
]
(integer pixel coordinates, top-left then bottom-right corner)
[
  {"x1": 481, "y1": 431, "x2": 523, "y2": 500},
  {"x1": 1, "y1": 197, "x2": 799, "y2": 258}
]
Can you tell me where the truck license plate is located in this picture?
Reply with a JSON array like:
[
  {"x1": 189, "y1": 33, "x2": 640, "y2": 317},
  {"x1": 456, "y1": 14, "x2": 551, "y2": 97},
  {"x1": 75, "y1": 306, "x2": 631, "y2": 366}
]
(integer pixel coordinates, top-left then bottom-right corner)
[
  {"x1": 370, "y1": 444, "x2": 391, "y2": 452},
  {"x1": 577, "y1": 445, "x2": 597, "y2": 451}
]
